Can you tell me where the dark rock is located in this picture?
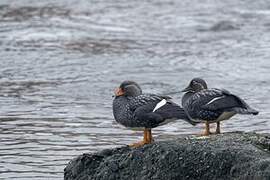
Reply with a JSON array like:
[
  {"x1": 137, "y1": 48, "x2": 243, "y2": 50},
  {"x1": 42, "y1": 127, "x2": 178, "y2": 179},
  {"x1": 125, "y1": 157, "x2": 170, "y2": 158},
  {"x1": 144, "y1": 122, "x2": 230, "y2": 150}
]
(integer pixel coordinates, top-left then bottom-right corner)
[{"x1": 64, "y1": 132, "x2": 270, "y2": 180}]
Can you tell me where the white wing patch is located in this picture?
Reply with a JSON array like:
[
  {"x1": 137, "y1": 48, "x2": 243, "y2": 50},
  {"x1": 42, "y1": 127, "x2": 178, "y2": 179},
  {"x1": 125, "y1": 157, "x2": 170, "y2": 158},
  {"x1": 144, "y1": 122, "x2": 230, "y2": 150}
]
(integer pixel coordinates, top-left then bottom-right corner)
[
  {"x1": 206, "y1": 96, "x2": 224, "y2": 105},
  {"x1": 153, "y1": 99, "x2": 167, "y2": 112}
]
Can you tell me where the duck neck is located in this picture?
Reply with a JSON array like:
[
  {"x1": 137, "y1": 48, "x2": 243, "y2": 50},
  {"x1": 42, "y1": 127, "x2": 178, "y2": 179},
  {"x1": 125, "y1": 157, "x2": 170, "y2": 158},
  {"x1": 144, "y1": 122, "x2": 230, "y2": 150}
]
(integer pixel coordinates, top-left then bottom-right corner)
[{"x1": 182, "y1": 91, "x2": 195, "y2": 106}]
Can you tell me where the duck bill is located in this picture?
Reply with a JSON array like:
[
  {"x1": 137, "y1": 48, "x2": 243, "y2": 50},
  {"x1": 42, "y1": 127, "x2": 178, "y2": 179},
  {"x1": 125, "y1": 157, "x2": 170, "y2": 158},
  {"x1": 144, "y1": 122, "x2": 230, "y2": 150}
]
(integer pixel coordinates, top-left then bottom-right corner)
[
  {"x1": 114, "y1": 87, "x2": 124, "y2": 97},
  {"x1": 181, "y1": 86, "x2": 192, "y2": 92}
]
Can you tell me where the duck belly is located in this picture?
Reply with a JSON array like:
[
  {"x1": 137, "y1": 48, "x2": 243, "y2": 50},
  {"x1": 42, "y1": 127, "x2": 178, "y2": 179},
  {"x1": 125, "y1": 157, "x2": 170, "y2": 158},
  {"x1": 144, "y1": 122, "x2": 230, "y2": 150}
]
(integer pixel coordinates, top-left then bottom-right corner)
[
  {"x1": 190, "y1": 111, "x2": 236, "y2": 123},
  {"x1": 216, "y1": 111, "x2": 236, "y2": 121},
  {"x1": 158, "y1": 118, "x2": 177, "y2": 126},
  {"x1": 123, "y1": 118, "x2": 177, "y2": 130}
]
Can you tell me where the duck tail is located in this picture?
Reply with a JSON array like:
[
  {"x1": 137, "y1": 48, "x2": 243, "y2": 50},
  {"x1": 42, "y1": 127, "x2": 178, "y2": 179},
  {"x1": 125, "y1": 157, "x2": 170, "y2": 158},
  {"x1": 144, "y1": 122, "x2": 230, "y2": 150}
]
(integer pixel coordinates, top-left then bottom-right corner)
[
  {"x1": 233, "y1": 107, "x2": 259, "y2": 115},
  {"x1": 155, "y1": 102, "x2": 197, "y2": 126},
  {"x1": 171, "y1": 106, "x2": 197, "y2": 126},
  {"x1": 246, "y1": 107, "x2": 259, "y2": 115}
]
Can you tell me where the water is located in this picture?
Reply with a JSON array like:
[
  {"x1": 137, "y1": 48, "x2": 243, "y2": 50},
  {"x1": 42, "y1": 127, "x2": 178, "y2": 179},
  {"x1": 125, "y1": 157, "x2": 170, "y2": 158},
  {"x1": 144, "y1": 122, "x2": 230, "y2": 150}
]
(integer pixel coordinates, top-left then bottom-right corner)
[{"x1": 0, "y1": 0, "x2": 269, "y2": 179}]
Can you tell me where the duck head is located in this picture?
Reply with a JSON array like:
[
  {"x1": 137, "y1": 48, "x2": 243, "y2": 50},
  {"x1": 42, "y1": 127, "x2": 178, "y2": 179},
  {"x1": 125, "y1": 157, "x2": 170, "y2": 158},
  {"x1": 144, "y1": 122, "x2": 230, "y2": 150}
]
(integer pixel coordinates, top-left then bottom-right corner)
[
  {"x1": 182, "y1": 78, "x2": 208, "y2": 93},
  {"x1": 114, "y1": 81, "x2": 142, "y2": 97}
]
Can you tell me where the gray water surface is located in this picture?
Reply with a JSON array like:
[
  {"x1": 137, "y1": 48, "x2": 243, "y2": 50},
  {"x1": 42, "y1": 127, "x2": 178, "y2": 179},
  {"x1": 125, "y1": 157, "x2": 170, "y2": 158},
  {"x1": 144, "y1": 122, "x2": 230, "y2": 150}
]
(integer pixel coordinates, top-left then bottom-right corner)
[{"x1": 0, "y1": 0, "x2": 269, "y2": 179}]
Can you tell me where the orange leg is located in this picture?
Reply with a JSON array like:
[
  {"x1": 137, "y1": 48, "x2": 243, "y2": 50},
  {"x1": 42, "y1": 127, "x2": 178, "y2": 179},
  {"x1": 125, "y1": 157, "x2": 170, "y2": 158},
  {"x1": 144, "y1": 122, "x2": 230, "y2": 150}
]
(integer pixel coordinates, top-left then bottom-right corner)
[
  {"x1": 216, "y1": 121, "x2": 221, "y2": 134},
  {"x1": 202, "y1": 121, "x2": 211, "y2": 136},
  {"x1": 147, "y1": 129, "x2": 154, "y2": 143},
  {"x1": 129, "y1": 129, "x2": 152, "y2": 148}
]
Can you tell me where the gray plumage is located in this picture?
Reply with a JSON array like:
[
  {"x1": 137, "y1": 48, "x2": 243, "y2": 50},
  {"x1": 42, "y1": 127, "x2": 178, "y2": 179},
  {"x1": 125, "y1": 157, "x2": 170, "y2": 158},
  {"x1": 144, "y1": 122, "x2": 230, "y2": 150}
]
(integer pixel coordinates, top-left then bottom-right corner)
[
  {"x1": 113, "y1": 81, "x2": 193, "y2": 130},
  {"x1": 182, "y1": 78, "x2": 259, "y2": 124}
]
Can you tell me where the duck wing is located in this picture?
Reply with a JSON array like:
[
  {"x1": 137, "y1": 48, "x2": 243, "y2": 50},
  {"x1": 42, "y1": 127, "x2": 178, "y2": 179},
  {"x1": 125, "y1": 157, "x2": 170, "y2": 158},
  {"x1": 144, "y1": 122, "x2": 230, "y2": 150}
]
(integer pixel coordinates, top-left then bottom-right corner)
[
  {"x1": 128, "y1": 94, "x2": 191, "y2": 128},
  {"x1": 201, "y1": 89, "x2": 259, "y2": 115}
]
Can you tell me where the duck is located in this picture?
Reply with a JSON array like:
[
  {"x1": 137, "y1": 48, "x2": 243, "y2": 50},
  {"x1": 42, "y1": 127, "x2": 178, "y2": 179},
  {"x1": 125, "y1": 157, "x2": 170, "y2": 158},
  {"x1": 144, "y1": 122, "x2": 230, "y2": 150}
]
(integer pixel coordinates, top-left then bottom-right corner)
[
  {"x1": 181, "y1": 78, "x2": 259, "y2": 136},
  {"x1": 113, "y1": 80, "x2": 193, "y2": 147}
]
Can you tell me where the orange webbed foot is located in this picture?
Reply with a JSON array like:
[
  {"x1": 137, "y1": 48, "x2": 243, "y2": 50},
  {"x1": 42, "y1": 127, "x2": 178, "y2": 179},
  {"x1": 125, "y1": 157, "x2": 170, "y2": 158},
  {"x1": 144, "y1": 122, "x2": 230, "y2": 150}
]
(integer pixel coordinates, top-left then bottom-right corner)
[
  {"x1": 199, "y1": 131, "x2": 213, "y2": 136},
  {"x1": 128, "y1": 140, "x2": 150, "y2": 148}
]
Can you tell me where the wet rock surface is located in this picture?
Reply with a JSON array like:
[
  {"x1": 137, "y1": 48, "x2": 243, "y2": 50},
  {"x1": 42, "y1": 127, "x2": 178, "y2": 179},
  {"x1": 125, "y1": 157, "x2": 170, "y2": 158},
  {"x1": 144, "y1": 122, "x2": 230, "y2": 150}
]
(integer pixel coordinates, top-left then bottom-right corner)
[{"x1": 64, "y1": 132, "x2": 270, "y2": 180}]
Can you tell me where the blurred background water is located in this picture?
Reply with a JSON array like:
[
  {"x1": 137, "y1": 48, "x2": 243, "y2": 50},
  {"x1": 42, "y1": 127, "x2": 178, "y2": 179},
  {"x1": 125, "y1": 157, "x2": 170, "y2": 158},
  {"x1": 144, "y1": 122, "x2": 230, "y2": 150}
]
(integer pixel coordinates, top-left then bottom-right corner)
[{"x1": 0, "y1": 0, "x2": 269, "y2": 179}]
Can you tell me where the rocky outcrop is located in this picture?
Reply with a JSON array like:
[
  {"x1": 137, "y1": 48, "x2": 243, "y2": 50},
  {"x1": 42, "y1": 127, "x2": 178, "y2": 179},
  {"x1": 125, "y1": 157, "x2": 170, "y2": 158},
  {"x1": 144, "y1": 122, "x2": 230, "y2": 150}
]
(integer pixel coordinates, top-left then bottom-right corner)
[{"x1": 64, "y1": 132, "x2": 270, "y2": 180}]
